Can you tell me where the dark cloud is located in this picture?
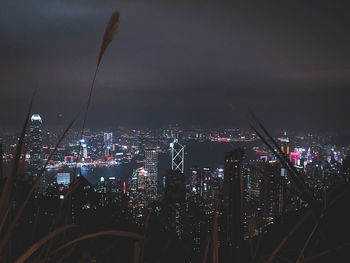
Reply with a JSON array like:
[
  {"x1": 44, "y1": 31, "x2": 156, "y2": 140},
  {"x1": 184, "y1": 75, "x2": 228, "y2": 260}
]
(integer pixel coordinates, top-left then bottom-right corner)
[{"x1": 1, "y1": 0, "x2": 349, "y2": 131}]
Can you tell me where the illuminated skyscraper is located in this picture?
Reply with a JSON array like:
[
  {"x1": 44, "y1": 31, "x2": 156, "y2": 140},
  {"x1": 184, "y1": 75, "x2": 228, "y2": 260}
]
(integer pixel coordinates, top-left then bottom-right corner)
[
  {"x1": 29, "y1": 114, "x2": 43, "y2": 177},
  {"x1": 170, "y1": 139, "x2": 184, "y2": 173},
  {"x1": 144, "y1": 148, "x2": 158, "y2": 201},
  {"x1": 164, "y1": 169, "x2": 185, "y2": 238},
  {"x1": 129, "y1": 166, "x2": 149, "y2": 224},
  {"x1": 104, "y1": 132, "x2": 113, "y2": 157},
  {"x1": 280, "y1": 131, "x2": 290, "y2": 155},
  {"x1": 190, "y1": 167, "x2": 201, "y2": 195},
  {"x1": 104, "y1": 132, "x2": 113, "y2": 146},
  {"x1": 279, "y1": 131, "x2": 290, "y2": 214},
  {"x1": 260, "y1": 161, "x2": 282, "y2": 220}
]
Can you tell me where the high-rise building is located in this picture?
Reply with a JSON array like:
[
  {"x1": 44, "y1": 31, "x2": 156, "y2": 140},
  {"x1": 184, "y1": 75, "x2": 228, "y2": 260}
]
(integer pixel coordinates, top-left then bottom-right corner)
[
  {"x1": 128, "y1": 167, "x2": 148, "y2": 224},
  {"x1": 201, "y1": 167, "x2": 212, "y2": 199},
  {"x1": 280, "y1": 131, "x2": 290, "y2": 155},
  {"x1": 189, "y1": 167, "x2": 201, "y2": 195},
  {"x1": 80, "y1": 139, "x2": 88, "y2": 158},
  {"x1": 29, "y1": 114, "x2": 43, "y2": 177},
  {"x1": 164, "y1": 169, "x2": 185, "y2": 203},
  {"x1": 164, "y1": 169, "x2": 185, "y2": 238},
  {"x1": 103, "y1": 132, "x2": 113, "y2": 157},
  {"x1": 260, "y1": 161, "x2": 282, "y2": 220},
  {"x1": 223, "y1": 148, "x2": 245, "y2": 262},
  {"x1": 170, "y1": 139, "x2": 184, "y2": 173},
  {"x1": 103, "y1": 132, "x2": 113, "y2": 147},
  {"x1": 144, "y1": 148, "x2": 158, "y2": 201}
]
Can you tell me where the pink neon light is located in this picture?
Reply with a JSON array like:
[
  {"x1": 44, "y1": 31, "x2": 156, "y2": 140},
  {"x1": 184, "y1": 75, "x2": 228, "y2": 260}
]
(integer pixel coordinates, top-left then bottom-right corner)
[
  {"x1": 290, "y1": 152, "x2": 299, "y2": 166},
  {"x1": 123, "y1": 181, "x2": 126, "y2": 195}
]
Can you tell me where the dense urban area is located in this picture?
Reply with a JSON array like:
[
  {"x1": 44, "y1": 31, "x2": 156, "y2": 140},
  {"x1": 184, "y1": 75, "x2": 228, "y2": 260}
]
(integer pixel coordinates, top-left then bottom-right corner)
[{"x1": 0, "y1": 114, "x2": 349, "y2": 262}]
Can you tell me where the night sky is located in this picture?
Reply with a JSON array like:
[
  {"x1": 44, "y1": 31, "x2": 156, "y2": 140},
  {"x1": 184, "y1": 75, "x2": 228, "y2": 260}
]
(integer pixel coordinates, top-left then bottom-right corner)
[{"x1": 1, "y1": 0, "x2": 350, "y2": 131}]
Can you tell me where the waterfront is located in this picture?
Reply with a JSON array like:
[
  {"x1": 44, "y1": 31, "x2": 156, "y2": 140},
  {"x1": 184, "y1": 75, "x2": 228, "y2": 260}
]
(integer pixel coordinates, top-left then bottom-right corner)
[
  {"x1": 2, "y1": 141, "x2": 260, "y2": 185},
  {"x1": 80, "y1": 140, "x2": 259, "y2": 184}
]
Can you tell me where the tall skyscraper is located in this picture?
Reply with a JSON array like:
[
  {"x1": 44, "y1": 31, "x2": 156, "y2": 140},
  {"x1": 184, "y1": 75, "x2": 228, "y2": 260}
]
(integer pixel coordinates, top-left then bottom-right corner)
[
  {"x1": 164, "y1": 169, "x2": 185, "y2": 238},
  {"x1": 280, "y1": 131, "x2": 290, "y2": 155},
  {"x1": 29, "y1": 114, "x2": 43, "y2": 177},
  {"x1": 260, "y1": 161, "x2": 282, "y2": 220},
  {"x1": 144, "y1": 148, "x2": 158, "y2": 201},
  {"x1": 103, "y1": 132, "x2": 113, "y2": 146},
  {"x1": 103, "y1": 132, "x2": 113, "y2": 157},
  {"x1": 80, "y1": 139, "x2": 88, "y2": 158},
  {"x1": 129, "y1": 166, "x2": 151, "y2": 224},
  {"x1": 164, "y1": 169, "x2": 185, "y2": 203},
  {"x1": 223, "y1": 148, "x2": 245, "y2": 262},
  {"x1": 170, "y1": 139, "x2": 184, "y2": 173}
]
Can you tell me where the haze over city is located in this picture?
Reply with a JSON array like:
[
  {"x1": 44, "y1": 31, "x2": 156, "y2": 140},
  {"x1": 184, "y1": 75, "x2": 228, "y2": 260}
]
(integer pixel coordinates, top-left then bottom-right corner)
[{"x1": 1, "y1": 0, "x2": 349, "y2": 130}]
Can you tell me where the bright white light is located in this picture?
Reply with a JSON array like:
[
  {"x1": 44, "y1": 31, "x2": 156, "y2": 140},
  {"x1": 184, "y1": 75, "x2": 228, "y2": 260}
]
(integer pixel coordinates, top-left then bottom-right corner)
[
  {"x1": 59, "y1": 195, "x2": 64, "y2": 200},
  {"x1": 100, "y1": 177, "x2": 105, "y2": 182},
  {"x1": 31, "y1": 114, "x2": 42, "y2": 122}
]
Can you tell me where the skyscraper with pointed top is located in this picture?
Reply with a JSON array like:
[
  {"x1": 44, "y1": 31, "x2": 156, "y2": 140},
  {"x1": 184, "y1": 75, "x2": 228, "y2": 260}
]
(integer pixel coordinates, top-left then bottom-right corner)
[{"x1": 29, "y1": 114, "x2": 43, "y2": 179}]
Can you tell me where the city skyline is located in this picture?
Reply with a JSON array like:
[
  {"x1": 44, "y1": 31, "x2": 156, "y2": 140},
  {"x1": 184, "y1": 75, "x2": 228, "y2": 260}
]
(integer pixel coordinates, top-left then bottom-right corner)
[{"x1": 1, "y1": 1, "x2": 350, "y2": 262}]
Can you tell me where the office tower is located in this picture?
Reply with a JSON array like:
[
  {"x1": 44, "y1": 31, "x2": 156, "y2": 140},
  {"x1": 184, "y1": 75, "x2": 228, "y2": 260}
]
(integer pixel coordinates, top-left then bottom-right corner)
[
  {"x1": 103, "y1": 132, "x2": 113, "y2": 147},
  {"x1": 80, "y1": 139, "x2": 88, "y2": 158},
  {"x1": 164, "y1": 169, "x2": 185, "y2": 203},
  {"x1": 280, "y1": 131, "x2": 290, "y2": 155},
  {"x1": 104, "y1": 132, "x2": 113, "y2": 156},
  {"x1": 129, "y1": 168, "x2": 140, "y2": 203},
  {"x1": 129, "y1": 167, "x2": 148, "y2": 223},
  {"x1": 260, "y1": 161, "x2": 281, "y2": 220},
  {"x1": 279, "y1": 167, "x2": 288, "y2": 215},
  {"x1": 144, "y1": 148, "x2": 158, "y2": 201},
  {"x1": 223, "y1": 148, "x2": 245, "y2": 262},
  {"x1": 132, "y1": 167, "x2": 147, "y2": 200},
  {"x1": 201, "y1": 167, "x2": 212, "y2": 199},
  {"x1": 170, "y1": 139, "x2": 184, "y2": 173},
  {"x1": 164, "y1": 169, "x2": 185, "y2": 238},
  {"x1": 29, "y1": 114, "x2": 43, "y2": 177},
  {"x1": 189, "y1": 167, "x2": 201, "y2": 195}
]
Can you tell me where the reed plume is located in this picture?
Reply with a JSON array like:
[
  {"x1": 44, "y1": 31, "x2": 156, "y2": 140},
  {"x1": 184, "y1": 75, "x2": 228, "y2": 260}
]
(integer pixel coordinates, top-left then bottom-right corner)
[
  {"x1": 78, "y1": 10, "x2": 120, "y2": 164},
  {"x1": 97, "y1": 10, "x2": 120, "y2": 67}
]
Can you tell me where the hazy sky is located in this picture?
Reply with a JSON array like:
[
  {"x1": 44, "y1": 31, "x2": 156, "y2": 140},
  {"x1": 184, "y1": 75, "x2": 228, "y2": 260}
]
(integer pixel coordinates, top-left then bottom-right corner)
[{"x1": 1, "y1": 0, "x2": 350, "y2": 130}]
